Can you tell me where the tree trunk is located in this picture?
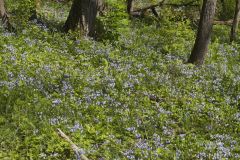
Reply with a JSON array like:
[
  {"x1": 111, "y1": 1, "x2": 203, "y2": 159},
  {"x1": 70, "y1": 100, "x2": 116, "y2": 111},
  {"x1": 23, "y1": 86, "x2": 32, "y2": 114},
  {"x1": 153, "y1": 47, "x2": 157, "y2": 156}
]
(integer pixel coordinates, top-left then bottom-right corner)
[
  {"x1": 230, "y1": 0, "x2": 240, "y2": 42},
  {"x1": 80, "y1": 0, "x2": 99, "y2": 36},
  {"x1": 63, "y1": 0, "x2": 101, "y2": 37},
  {"x1": 187, "y1": 0, "x2": 217, "y2": 65},
  {"x1": 0, "y1": 0, "x2": 14, "y2": 31},
  {"x1": 0, "y1": 0, "x2": 6, "y2": 17},
  {"x1": 127, "y1": 0, "x2": 133, "y2": 14},
  {"x1": 63, "y1": 0, "x2": 82, "y2": 32}
]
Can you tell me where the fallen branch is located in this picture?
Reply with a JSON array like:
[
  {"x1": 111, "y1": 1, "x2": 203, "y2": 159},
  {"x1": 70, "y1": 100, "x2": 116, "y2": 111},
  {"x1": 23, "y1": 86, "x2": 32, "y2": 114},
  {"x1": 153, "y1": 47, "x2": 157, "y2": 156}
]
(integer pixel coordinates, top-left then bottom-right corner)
[
  {"x1": 213, "y1": 19, "x2": 233, "y2": 25},
  {"x1": 148, "y1": 94, "x2": 164, "y2": 103},
  {"x1": 133, "y1": 0, "x2": 165, "y2": 12},
  {"x1": 130, "y1": 0, "x2": 165, "y2": 18},
  {"x1": 131, "y1": 0, "x2": 199, "y2": 18},
  {"x1": 56, "y1": 128, "x2": 89, "y2": 160},
  {"x1": 132, "y1": 0, "x2": 199, "y2": 12}
]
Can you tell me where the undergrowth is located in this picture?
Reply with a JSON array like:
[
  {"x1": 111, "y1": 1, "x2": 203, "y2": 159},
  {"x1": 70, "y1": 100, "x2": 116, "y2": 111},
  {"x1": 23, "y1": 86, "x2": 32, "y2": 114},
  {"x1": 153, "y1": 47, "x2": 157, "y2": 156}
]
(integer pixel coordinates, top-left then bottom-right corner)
[{"x1": 0, "y1": 1, "x2": 240, "y2": 159}]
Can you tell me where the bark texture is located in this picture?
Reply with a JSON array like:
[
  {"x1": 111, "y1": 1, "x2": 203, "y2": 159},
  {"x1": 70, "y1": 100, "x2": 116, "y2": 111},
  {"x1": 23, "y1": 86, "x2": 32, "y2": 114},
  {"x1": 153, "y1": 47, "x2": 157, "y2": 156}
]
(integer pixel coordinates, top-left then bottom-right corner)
[
  {"x1": 64, "y1": 0, "x2": 103, "y2": 37},
  {"x1": 80, "y1": 0, "x2": 99, "y2": 36},
  {"x1": 230, "y1": 0, "x2": 240, "y2": 42},
  {"x1": 63, "y1": 0, "x2": 82, "y2": 32},
  {"x1": 0, "y1": 0, "x2": 14, "y2": 31},
  {"x1": 188, "y1": 0, "x2": 217, "y2": 65},
  {"x1": 127, "y1": 0, "x2": 133, "y2": 14}
]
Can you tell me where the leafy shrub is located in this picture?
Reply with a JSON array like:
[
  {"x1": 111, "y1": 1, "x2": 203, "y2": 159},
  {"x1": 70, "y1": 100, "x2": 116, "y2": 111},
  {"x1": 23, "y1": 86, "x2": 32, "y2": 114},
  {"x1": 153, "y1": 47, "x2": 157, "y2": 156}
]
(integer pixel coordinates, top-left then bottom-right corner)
[
  {"x1": 7, "y1": 0, "x2": 36, "y2": 21},
  {"x1": 96, "y1": 0, "x2": 130, "y2": 42},
  {"x1": 217, "y1": 0, "x2": 235, "y2": 20}
]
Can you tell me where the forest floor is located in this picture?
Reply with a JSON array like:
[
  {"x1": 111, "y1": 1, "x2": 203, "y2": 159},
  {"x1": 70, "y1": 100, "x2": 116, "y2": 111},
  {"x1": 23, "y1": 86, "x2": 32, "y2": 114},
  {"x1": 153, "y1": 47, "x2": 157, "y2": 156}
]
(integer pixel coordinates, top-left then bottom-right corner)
[{"x1": 0, "y1": 2, "x2": 240, "y2": 159}]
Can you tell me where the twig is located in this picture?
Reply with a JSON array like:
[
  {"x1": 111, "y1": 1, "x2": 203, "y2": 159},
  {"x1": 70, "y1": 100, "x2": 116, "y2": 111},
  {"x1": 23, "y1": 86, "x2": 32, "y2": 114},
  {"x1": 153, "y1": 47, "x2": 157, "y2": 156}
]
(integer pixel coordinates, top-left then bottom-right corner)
[{"x1": 56, "y1": 128, "x2": 89, "y2": 160}]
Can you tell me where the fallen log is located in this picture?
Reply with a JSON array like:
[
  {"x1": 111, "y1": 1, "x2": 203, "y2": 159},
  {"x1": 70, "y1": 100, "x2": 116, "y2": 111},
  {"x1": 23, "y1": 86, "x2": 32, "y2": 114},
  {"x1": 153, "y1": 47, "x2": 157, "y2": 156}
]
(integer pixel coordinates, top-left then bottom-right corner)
[
  {"x1": 131, "y1": 0, "x2": 199, "y2": 18},
  {"x1": 213, "y1": 19, "x2": 233, "y2": 25},
  {"x1": 130, "y1": 0, "x2": 165, "y2": 18},
  {"x1": 133, "y1": 0, "x2": 165, "y2": 13}
]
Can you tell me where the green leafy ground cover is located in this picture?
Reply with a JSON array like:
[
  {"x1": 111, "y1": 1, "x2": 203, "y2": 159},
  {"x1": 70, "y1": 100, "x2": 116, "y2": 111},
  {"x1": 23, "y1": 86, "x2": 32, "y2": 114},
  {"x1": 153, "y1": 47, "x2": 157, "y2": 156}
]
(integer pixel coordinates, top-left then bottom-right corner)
[{"x1": 1, "y1": 2, "x2": 240, "y2": 160}]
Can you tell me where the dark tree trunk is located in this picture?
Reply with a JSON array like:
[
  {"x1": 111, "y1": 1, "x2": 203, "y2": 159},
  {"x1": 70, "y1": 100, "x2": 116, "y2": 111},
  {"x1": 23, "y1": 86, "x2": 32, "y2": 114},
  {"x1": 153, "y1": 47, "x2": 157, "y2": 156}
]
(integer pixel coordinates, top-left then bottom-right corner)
[
  {"x1": 80, "y1": 0, "x2": 99, "y2": 36},
  {"x1": 127, "y1": 0, "x2": 133, "y2": 14},
  {"x1": 63, "y1": 0, "x2": 82, "y2": 32},
  {"x1": 63, "y1": 0, "x2": 101, "y2": 37},
  {"x1": 230, "y1": 0, "x2": 240, "y2": 42},
  {"x1": 0, "y1": 0, "x2": 14, "y2": 31},
  {"x1": 188, "y1": 0, "x2": 217, "y2": 65}
]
